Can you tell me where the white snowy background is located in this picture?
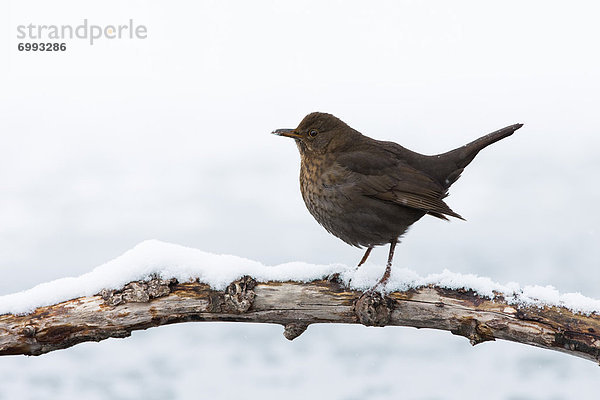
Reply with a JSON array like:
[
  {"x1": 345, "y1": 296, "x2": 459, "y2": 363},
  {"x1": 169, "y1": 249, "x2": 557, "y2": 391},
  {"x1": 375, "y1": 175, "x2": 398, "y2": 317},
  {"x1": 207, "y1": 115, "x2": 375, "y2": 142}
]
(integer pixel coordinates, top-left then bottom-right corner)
[{"x1": 1, "y1": 0, "x2": 600, "y2": 399}]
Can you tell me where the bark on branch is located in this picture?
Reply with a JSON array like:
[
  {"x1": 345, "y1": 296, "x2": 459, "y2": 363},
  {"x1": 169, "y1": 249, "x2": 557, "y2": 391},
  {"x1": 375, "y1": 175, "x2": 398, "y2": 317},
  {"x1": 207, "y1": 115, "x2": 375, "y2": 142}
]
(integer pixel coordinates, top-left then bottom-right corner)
[{"x1": 1, "y1": 275, "x2": 600, "y2": 363}]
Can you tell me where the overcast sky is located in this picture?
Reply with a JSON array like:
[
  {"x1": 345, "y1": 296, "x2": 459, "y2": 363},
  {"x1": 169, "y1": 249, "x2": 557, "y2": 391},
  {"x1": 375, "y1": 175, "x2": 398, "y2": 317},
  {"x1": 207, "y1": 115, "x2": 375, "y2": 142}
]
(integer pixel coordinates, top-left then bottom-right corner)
[{"x1": 2, "y1": 1, "x2": 600, "y2": 398}]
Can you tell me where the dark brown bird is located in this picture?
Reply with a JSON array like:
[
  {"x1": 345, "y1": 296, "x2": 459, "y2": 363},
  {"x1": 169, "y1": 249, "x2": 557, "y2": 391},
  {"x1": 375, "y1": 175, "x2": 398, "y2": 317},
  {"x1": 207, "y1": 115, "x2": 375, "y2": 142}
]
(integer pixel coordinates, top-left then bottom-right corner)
[{"x1": 273, "y1": 112, "x2": 522, "y2": 288}]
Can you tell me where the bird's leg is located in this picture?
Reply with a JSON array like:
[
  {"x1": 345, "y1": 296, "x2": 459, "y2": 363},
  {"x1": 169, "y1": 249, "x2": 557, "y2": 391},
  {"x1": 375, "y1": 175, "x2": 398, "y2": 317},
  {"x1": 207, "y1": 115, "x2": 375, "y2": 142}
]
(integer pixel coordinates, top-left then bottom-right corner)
[
  {"x1": 355, "y1": 240, "x2": 397, "y2": 325},
  {"x1": 374, "y1": 240, "x2": 397, "y2": 288},
  {"x1": 357, "y1": 246, "x2": 373, "y2": 268}
]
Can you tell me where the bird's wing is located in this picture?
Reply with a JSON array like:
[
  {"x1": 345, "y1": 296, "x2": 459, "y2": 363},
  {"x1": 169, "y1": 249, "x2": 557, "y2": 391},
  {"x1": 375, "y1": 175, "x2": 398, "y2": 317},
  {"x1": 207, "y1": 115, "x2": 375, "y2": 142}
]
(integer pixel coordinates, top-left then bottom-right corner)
[{"x1": 334, "y1": 151, "x2": 464, "y2": 220}]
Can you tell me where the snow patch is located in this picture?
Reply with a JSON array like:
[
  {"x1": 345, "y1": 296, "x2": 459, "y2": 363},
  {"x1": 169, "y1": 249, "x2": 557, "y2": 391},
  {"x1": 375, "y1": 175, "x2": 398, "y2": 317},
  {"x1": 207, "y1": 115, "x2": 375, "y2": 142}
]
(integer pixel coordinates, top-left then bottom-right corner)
[{"x1": 1, "y1": 240, "x2": 599, "y2": 316}]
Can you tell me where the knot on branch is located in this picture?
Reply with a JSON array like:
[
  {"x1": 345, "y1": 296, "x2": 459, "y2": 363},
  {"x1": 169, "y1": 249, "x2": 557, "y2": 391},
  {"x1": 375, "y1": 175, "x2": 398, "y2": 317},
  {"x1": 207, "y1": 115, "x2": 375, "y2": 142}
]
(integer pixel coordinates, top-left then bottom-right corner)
[
  {"x1": 451, "y1": 318, "x2": 495, "y2": 345},
  {"x1": 22, "y1": 325, "x2": 37, "y2": 338},
  {"x1": 100, "y1": 276, "x2": 177, "y2": 306},
  {"x1": 223, "y1": 276, "x2": 256, "y2": 313},
  {"x1": 283, "y1": 323, "x2": 309, "y2": 341},
  {"x1": 354, "y1": 291, "x2": 393, "y2": 327}
]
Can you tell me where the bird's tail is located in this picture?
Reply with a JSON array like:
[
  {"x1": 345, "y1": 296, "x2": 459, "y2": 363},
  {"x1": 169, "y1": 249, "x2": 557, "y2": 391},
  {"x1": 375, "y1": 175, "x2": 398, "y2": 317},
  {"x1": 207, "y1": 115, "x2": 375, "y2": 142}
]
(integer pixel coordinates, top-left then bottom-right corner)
[{"x1": 434, "y1": 123, "x2": 523, "y2": 188}]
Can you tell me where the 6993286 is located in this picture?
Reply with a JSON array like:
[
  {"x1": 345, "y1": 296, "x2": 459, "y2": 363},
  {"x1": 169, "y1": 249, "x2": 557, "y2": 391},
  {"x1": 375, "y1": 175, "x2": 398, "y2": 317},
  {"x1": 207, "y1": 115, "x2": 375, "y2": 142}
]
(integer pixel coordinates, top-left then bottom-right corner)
[{"x1": 17, "y1": 42, "x2": 67, "y2": 51}]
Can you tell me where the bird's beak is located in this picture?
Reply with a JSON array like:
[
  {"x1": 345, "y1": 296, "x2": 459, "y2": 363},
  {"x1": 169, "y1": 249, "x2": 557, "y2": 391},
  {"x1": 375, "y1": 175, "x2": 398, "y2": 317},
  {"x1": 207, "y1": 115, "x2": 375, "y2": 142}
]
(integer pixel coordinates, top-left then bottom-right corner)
[{"x1": 272, "y1": 128, "x2": 302, "y2": 139}]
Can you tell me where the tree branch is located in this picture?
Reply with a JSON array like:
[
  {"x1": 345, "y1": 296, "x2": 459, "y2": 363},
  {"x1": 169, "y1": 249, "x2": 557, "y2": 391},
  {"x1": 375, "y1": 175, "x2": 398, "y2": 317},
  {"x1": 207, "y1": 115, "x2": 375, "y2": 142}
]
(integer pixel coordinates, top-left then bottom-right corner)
[{"x1": 1, "y1": 275, "x2": 599, "y2": 363}]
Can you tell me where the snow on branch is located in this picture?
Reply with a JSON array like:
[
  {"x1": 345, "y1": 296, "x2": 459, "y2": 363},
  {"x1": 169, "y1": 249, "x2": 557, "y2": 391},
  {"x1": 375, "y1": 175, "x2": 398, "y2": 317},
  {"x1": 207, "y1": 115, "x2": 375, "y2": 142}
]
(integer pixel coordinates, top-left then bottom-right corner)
[{"x1": 1, "y1": 240, "x2": 600, "y2": 362}]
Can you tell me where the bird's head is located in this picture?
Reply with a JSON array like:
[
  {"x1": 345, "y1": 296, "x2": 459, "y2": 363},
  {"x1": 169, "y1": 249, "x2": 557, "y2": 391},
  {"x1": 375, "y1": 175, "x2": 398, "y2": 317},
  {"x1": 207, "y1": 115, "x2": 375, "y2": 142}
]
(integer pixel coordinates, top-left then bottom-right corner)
[{"x1": 272, "y1": 112, "x2": 357, "y2": 155}]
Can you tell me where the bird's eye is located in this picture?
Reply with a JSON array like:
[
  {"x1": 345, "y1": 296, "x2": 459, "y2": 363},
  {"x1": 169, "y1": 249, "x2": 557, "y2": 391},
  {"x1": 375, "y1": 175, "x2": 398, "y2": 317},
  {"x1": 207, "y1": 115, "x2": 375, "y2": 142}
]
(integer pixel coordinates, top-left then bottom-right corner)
[{"x1": 308, "y1": 129, "x2": 319, "y2": 138}]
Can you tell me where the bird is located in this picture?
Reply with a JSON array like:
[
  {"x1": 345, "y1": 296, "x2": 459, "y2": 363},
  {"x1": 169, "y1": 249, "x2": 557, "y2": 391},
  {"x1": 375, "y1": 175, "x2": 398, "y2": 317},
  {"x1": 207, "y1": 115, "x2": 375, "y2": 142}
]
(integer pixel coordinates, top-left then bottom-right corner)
[{"x1": 273, "y1": 112, "x2": 522, "y2": 289}]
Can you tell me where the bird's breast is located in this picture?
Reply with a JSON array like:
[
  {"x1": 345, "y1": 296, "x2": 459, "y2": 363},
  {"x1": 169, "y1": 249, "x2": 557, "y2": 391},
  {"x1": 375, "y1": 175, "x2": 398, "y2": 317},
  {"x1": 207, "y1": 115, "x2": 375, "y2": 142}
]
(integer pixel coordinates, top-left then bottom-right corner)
[
  {"x1": 300, "y1": 157, "x2": 336, "y2": 211},
  {"x1": 298, "y1": 156, "x2": 357, "y2": 237}
]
